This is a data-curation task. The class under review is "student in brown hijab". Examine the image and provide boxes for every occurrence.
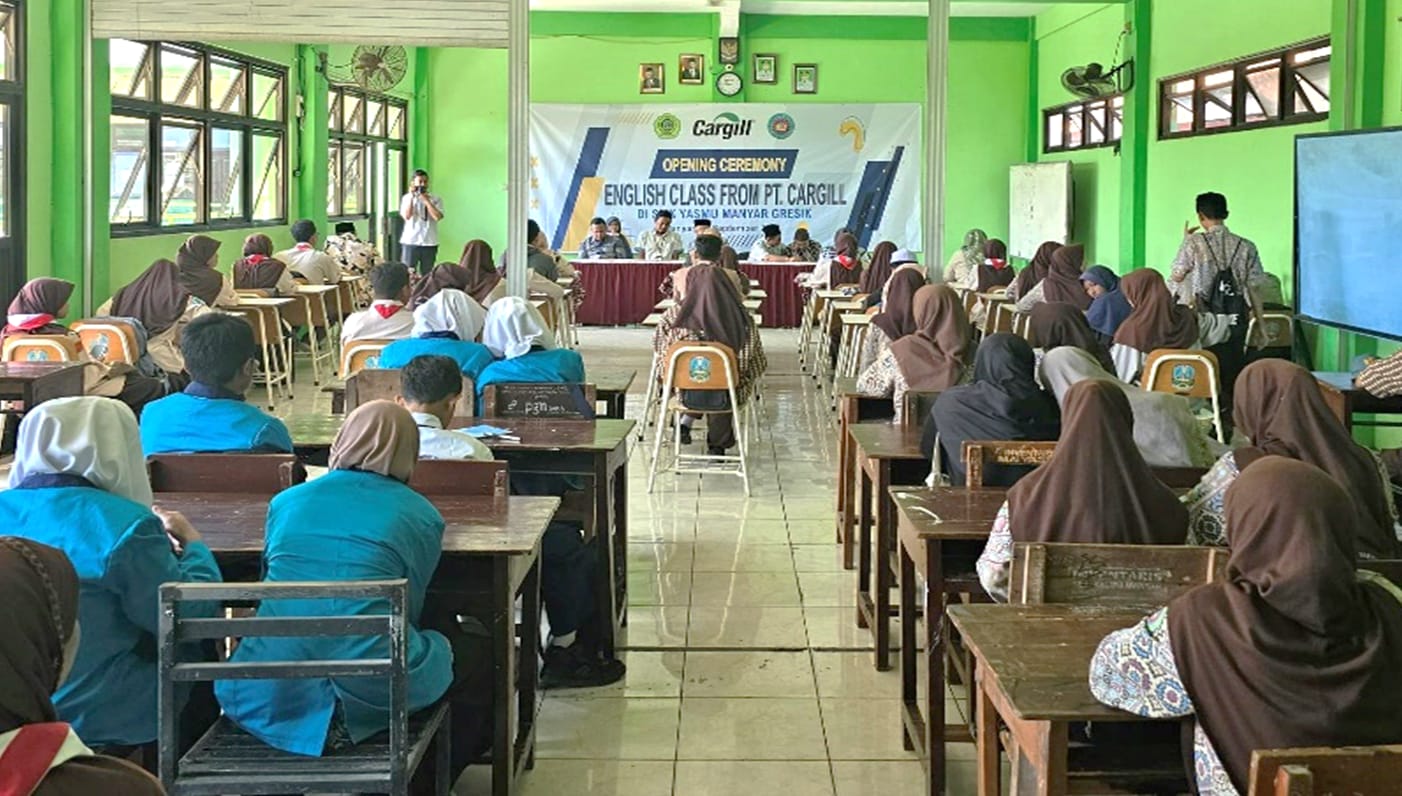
[410,261,472,309]
[175,235,235,308]
[857,284,971,424]
[718,245,751,297]
[1184,359,1401,558]
[456,239,505,306]
[857,268,924,374]
[652,268,766,454]
[975,380,1189,600]
[973,238,1015,293]
[0,536,164,795]
[232,234,294,295]
[1009,240,1060,301]
[827,231,863,288]
[859,240,898,304]
[1108,268,1202,382]
[1092,457,1402,795]
[1029,301,1116,374]
[1015,243,1088,313]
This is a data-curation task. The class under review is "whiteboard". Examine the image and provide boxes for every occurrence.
[1008,162,1073,260]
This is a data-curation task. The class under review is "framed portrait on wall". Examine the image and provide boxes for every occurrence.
[753,54,777,84]
[679,54,705,85]
[718,37,740,65]
[639,63,664,94]
[793,64,818,94]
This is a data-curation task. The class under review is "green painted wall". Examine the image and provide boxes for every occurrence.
[426,17,1030,266]
[1033,3,1122,266]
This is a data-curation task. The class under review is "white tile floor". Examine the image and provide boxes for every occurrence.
[449,326,986,795]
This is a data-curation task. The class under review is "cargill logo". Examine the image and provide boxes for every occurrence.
[693,112,753,139]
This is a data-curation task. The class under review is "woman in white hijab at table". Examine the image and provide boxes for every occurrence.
[378,288,493,381]
[1038,345,1225,469]
[475,296,585,401]
[0,396,222,759]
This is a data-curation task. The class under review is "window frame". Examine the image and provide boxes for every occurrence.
[111,39,288,237]
[1157,36,1330,141]
[326,84,408,223]
[0,0,26,306]
[1042,94,1124,155]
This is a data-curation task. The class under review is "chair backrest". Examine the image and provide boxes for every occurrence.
[962,440,1057,488]
[662,341,740,392]
[158,579,413,791]
[345,368,474,418]
[147,453,305,495]
[340,339,393,377]
[901,390,942,428]
[481,382,597,419]
[1246,311,1294,350]
[1,334,80,363]
[986,301,1015,334]
[72,320,141,365]
[1247,745,1402,795]
[1143,348,1221,398]
[407,459,509,496]
[1009,542,1227,607]
[955,287,978,315]
[225,307,275,346]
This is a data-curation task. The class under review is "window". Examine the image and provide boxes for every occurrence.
[1043,94,1123,154]
[1159,37,1329,140]
[327,85,407,219]
[0,0,22,306]
[110,40,288,234]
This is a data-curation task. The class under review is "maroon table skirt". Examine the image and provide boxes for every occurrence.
[570,260,810,328]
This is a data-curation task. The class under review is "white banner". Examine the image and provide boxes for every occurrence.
[529,103,922,255]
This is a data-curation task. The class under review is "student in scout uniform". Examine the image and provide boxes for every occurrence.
[341,262,417,345]
[0,397,223,751]
[216,401,495,783]
[379,289,493,382]
[139,313,293,455]
[475,297,585,400]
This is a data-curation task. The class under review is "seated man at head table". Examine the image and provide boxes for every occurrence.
[398,354,626,689]
[340,261,417,346]
[748,223,794,263]
[140,312,293,455]
[636,209,685,261]
[577,216,632,260]
[275,219,343,286]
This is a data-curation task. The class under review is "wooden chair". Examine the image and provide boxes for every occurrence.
[900,390,941,429]
[147,454,305,496]
[962,440,1056,487]
[1248,745,1402,795]
[2,334,80,363]
[340,338,394,378]
[226,306,292,409]
[158,579,452,795]
[1008,542,1227,606]
[481,383,597,420]
[1143,348,1226,443]
[408,459,509,497]
[344,368,474,418]
[1246,311,1294,352]
[647,341,750,495]
[72,319,141,365]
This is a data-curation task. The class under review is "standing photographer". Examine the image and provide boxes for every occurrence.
[399,169,445,275]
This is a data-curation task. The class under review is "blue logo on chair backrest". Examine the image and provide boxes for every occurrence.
[1170,363,1196,392]
[688,355,712,384]
[26,350,50,361]
[90,333,111,361]
[365,355,381,369]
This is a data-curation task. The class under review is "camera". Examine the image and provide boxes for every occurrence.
[413,185,424,195]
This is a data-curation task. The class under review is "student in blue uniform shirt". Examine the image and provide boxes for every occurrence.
[378,288,493,381]
[0,397,223,753]
[476,296,585,400]
[216,401,493,783]
[139,313,293,455]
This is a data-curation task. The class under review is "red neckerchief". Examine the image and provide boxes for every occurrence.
[835,254,856,270]
[988,258,1008,270]
[373,302,403,320]
[294,243,313,252]
[246,254,268,265]
[11,314,55,332]
[0,723,71,795]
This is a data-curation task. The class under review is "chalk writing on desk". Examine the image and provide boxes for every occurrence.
[485,382,597,420]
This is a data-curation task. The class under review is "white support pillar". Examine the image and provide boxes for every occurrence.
[506,0,531,297]
[924,0,949,275]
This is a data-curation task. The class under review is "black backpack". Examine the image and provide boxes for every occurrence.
[1197,237,1248,338]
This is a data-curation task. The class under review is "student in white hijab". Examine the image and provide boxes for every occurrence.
[378,289,493,380]
[476,297,584,398]
[0,397,222,752]
[1038,346,1225,469]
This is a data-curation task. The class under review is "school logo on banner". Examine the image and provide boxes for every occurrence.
[688,355,713,384]
[654,113,682,140]
[767,113,796,140]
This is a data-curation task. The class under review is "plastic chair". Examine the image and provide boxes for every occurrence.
[1,335,81,363]
[1142,348,1225,443]
[72,319,141,365]
[340,338,393,378]
[1245,311,1294,351]
[648,341,750,495]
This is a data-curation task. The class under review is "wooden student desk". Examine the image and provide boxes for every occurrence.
[848,422,930,670]
[949,603,1165,796]
[834,379,897,569]
[892,486,1005,796]
[1314,371,1402,432]
[284,415,637,656]
[0,362,86,407]
[159,492,558,796]
[325,368,638,420]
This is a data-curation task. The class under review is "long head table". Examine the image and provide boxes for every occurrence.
[570,259,811,327]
